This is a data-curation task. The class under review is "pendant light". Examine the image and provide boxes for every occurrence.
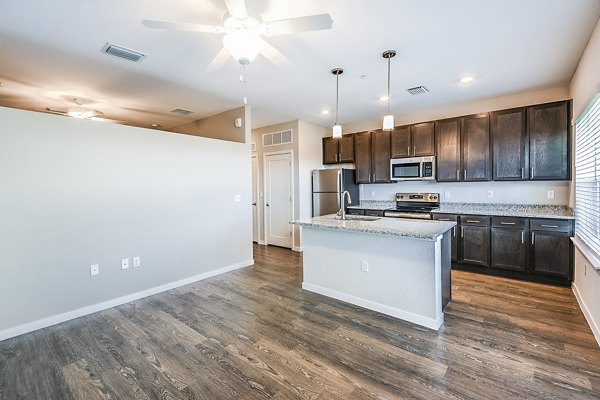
[382,50,396,131]
[332,68,343,138]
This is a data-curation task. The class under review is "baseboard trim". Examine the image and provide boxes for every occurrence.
[292,246,302,252]
[302,282,443,331]
[0,259,254,342]
[572,282,600,347]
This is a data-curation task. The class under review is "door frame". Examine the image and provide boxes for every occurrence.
[262,149,294,248]
[251,155,264,245]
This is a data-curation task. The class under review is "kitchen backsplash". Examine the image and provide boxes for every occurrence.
[359,180,570,205]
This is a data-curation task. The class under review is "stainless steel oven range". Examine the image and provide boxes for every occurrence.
[383,192,440,220]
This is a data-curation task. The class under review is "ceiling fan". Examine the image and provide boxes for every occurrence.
[142,0,333,70]
[40,98,105,120]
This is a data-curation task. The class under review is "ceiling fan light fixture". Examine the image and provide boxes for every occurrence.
[223,31,265,64]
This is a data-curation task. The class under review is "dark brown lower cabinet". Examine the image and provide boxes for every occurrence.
[460,225,490,266]
[433,214,458,261]
[530,231,571,278]
[491,228,527,271]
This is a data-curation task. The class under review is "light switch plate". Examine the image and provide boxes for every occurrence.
[444,191,451,199]
[486,190,494,198]
[547,190,555,199]
[90,264,99,276]
[121,258,129,270]
[133,257,140,268]
[234,194,241,202]
[361,260,369,272]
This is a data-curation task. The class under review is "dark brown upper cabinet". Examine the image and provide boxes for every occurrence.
[461,113,491,181]
[322,134,354,164]
[391,122,435,158]
[354,130,391,184]
[491,107,528,180]
[435,118,461,182]
[528,101,570,180]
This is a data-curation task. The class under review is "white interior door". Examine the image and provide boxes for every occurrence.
[264,152,293,248]
[251,155,259,243]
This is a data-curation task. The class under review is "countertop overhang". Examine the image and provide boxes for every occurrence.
[292,215,456,241]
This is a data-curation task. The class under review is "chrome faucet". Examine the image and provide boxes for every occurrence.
[338,190,352,220]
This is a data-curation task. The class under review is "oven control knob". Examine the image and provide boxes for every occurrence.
[398,195,404,199]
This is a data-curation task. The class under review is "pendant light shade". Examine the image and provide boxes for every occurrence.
[332,68,344,138]
[382,50,396,131]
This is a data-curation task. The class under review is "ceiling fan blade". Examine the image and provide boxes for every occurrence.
[142,19,223,34]
[224,0,248,18]
[258,39,296,70]
[264,14,333,36]
[207,47,232,71]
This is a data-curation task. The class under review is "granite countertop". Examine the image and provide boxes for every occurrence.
[433,203,575,220]
[292,214,456,241]
[347,201,395,211]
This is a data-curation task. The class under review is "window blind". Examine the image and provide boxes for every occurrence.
[575,92,600,258]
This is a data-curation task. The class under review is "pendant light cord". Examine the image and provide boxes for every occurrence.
[335,72,339,125]
[386,56,391,114]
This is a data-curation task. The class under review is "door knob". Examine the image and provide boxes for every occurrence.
[252,203,257,206]
[266,203,270,207]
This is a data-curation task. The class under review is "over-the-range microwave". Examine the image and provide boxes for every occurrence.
[390,156,436,181]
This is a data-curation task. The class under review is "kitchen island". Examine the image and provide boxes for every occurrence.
[292,215,456,330]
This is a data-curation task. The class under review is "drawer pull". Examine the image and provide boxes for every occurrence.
[540,224,559,228]
[438,218,451,221]
[466,220,480,223]
[461,227,464,237]
[521,231,524,244]
[531,231,535,245]
[500,222,516,225]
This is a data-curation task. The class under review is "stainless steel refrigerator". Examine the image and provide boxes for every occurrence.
[312,168,360,217]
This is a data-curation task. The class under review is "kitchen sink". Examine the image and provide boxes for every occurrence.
[327,215,381,221]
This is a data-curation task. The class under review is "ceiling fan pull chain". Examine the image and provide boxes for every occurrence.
[240,62,248,105]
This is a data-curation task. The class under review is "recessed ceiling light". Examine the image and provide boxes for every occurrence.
[379,96,389,102]
[459,76,474,84]
[151,123,162,128]
[321,109,330,115]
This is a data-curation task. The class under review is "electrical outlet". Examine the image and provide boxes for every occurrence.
[370,191,376,197]
[547,190,555,199]
[90,264,99,276]
[444,191,451,199]
[234,194,241,202]
[486,190,493,198]
[361,260,369,272]
[121,258,129,270]
[133,257,141,268]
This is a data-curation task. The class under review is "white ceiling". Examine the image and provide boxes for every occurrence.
[1,0,599,130]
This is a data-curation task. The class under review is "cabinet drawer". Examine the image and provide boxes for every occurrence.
[530,219,573,234]
[492,217,528,229]
[432,214,458,222]
[459,215,491,226]
[346,209,365,216]
[364,210,385,217]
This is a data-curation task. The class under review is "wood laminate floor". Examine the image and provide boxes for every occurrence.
[1,244,600,399]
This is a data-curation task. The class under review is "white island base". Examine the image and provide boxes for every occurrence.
[301,225,452,330]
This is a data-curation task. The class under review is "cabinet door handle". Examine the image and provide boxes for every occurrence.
[500,222,516,225]
[521,167,524,179]
[540,224,559,228]
[413,146,416,155]
[521,231,524,244]
[461,227,464,237]
[464,169,467,180]
[530,167,534,179]
[408,146,411,156]
[438,218,451,221]
[466,220,480,223]
[456,169,460,180]
[453,226,456,237]
[531,231,535,245]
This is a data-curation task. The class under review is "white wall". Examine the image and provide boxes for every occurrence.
[0,106,253,339]
[569,16,600,345]
[297,120,329,249]
[360,180,570,205]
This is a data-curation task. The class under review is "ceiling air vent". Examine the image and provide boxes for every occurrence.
[170,108,194,115]
[263,129,293,147]
[407,86,429,95]
[101,43,146,62]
